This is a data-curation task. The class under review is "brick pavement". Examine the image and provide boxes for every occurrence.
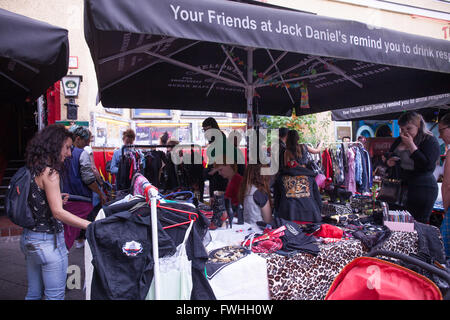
[0,216,22,238]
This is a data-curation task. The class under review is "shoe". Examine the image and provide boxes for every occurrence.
[209,191,228,229]
[75,240,85,249]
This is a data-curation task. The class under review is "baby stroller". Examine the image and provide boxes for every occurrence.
[325,250,450,300]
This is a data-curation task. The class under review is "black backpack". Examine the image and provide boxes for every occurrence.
[5,166,35,228]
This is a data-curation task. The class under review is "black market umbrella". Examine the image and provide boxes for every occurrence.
[84,0,450,125]
[0,8,69,103]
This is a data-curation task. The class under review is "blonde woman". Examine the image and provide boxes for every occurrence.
[386,111,440,223]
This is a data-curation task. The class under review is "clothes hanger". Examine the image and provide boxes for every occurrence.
[157,202,198,230]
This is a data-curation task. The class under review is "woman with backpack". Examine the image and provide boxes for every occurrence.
[21,124,91,300]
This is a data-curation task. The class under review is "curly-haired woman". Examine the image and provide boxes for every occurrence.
[20,124,90,300]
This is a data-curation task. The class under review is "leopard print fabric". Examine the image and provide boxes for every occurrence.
[263,231,418,300]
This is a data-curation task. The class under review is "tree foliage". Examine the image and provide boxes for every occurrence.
[260,110,330,145]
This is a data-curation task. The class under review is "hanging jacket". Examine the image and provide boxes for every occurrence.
[86,205,176,300]
[321,149,334,180]
[354,147,363,186]
[332,147,345,186]
[357,146,370,193]
[144,150,166,188]
[274,166,323,223]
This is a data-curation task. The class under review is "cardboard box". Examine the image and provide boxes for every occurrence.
[383,220,415,232]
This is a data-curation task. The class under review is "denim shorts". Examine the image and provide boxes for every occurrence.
[20,229,68,300]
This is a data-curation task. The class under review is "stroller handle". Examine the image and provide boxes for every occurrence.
[367,249,450,287]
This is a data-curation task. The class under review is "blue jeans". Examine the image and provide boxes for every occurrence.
[20,229,68,300]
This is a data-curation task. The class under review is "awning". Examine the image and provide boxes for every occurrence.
[0,8,69,103]
[331,93,450,121]
[84,0,450,119]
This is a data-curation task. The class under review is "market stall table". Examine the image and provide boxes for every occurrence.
[205,221,424,300]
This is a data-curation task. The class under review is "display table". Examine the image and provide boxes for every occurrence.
[207,224,420,300]
[85,207,432,300]
[262,231,418,300]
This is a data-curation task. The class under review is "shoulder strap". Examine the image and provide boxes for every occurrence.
[181,219,194,246]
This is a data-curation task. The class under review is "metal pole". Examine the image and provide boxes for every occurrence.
[246,48,254,130]
[37,95,45,131]
[149,186,160,300]
[246,48,254,164]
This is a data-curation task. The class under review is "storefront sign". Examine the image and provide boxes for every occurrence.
[132,109,172,119]
[62,74,82,97]
[69,56,78,69]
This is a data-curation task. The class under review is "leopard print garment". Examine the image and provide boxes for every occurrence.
[263,231,418,300]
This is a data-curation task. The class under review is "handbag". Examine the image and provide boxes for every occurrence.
[377,178,408,207]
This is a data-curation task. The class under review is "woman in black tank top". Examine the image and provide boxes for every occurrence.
[20,124,91,300]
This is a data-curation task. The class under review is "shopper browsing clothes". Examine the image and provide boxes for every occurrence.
[21,124,91,300]
[110,128,145,191]
[62,125,106,250]
[110,128,136,177]
[283,130,323,170]
[438,113,450,260]
[202,117,234,204]
[238,163,273,225]
[210,161,243,207]
[385,111,440,223]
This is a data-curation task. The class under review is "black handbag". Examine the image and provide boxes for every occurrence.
[377,178,408,207]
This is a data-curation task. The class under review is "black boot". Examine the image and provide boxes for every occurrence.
[225,198,234,228]
[236,204,244,225]
[209,191,228,230]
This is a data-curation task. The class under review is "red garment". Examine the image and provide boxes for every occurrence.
[225,173,243,206]
[63,201,93,250]
[321,149,334,180]
[293,220,313,225]
[312,224,343,239]
[251,238,283,253]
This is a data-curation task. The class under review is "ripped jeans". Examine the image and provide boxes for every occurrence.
[20,229,68,300]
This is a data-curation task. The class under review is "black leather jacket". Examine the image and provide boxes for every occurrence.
[273,166,323,223]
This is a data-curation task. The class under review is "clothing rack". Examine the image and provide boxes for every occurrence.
[121,144,204,193]
[132,172,199,300]
[121,144,203,157]
[322,141,365,148]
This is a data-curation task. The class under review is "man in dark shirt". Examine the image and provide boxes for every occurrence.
[202,117,233,203]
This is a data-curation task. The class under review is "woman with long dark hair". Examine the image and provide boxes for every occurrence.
[386,111,440,223]
[21,124,91,300]
[284,130,322,169]
[238,163,273,225]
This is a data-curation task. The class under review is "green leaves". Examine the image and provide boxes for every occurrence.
[260,112,329,145]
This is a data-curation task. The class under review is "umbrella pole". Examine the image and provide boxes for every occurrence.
[246,48,254,131]
[246,48,254,164]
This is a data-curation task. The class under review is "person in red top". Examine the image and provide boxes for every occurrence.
[210,162,243,206]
